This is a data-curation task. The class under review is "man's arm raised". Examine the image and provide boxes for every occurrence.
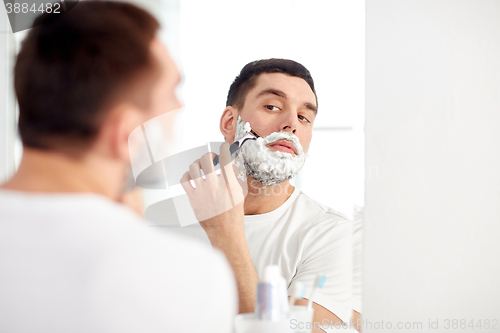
[180,142,258,313]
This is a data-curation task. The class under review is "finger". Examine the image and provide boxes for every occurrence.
[200,152,217,180]
[189,160,203,186]
[223,162,245,206]
[220,142,238,184]
[218,143,245,205]
[180,171,194,191]
[218,142,232,169]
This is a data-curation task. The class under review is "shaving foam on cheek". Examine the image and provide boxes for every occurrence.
[234,116,250,182]
[235,116,251,141]
[235,117,307,186]
[244,122,251,134]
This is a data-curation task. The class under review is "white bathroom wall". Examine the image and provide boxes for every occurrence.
[148,0,366,218]
[365,1,500,331]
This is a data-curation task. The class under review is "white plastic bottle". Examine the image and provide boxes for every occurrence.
[234,265,294,333]
[255,265,290,321]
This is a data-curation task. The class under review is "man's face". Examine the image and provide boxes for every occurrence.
[237,72,317,154]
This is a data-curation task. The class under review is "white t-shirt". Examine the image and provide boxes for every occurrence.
[0,190,237,333]
[148,188,353,322]
[243,188,353,323]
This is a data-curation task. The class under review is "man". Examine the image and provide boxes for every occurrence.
[182,59,353,330]
[0,2,236,332]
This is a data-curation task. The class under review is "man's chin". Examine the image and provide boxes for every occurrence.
[244,163,296,186]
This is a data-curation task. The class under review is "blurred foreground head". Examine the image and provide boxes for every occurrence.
[14,1,181,158]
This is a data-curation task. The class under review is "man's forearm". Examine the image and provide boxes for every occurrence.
[182,145,259,313]
[205,228,259,313]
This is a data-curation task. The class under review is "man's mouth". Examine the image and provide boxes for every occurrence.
[266,139,297,155]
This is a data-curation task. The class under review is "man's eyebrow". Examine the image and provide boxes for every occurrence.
[256,88,287,99]
[256,88,317,113]
[304,102,317,113]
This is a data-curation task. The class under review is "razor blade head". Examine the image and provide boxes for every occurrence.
[249,129,261,138]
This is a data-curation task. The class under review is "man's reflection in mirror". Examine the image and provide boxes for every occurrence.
[180,59,361,331]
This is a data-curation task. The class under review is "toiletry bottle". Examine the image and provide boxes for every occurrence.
[255,265,290,321]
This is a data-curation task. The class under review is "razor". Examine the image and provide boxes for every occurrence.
[213,129,260,166]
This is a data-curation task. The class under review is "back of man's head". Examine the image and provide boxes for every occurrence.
[15,1,160,155]
[226,58,318,110]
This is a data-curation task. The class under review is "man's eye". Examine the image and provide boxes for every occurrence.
[298,115,310,122]
[265,105,280,111]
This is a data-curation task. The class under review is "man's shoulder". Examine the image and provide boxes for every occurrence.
[293,189,350,224]
[0,191,237,332]
[0,190,216,262]
[271,189,352,241]
[0,189,232,293]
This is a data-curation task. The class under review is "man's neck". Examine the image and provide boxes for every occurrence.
[243,176,295,215]
[1,148,125,200]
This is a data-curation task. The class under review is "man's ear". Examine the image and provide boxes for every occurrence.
[99,103,144,162]
[220,106,238,142]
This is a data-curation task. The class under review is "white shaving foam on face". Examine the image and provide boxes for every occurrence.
[233,117,248,182]
[235,116,251,139]
[234,116,307,186]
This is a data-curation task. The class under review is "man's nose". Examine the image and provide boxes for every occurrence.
[280,111,299,134]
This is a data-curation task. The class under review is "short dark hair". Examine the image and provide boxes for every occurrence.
[15,1,160,153]
[226,58,317,110]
